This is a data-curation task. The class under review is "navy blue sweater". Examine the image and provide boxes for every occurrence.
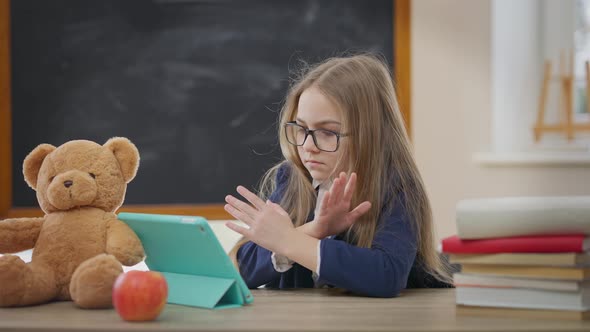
[236,164,446,297]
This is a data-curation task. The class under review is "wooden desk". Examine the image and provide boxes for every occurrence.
[0,289,588,332]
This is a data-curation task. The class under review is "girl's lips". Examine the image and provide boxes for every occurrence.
[306,160,324,169]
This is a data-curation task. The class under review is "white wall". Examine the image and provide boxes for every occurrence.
[412,0,590,241]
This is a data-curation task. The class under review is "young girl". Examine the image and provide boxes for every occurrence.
[224,54,451,298]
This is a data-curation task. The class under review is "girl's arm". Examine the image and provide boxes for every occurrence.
[236,230,320,288]
[235,208,321,288]
[315,203,417,298]
[235,199,416,297]
[236,241,282,288]
[228,199,319,281]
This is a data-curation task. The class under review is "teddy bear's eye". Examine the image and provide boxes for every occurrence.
[89,173,96,179]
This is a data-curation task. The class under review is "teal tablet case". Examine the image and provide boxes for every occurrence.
[117,212,253,309]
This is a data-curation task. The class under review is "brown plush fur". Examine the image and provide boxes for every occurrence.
[0,138,145,309]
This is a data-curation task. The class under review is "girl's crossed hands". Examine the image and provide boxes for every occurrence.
[224,172,372,251]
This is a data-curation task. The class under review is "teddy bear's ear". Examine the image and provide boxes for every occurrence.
[23,144,56,190]
[104,137,140,183]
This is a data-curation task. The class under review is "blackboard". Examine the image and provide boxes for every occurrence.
[10,0,394,206]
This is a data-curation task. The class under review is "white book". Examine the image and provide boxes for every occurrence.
[454,273,590,292]
[456,286,590,311]
[456,196,590,239]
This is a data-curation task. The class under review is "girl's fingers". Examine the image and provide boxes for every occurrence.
[343,172,357,202]
[236,186,265,210]
[330,174,345,203]
[348,201,372,221]
[268,201,289,217]
[325,179,335,206]
[225,195,258,219]
[318,191,331,216]
[225,221,251,237]
[224,203,254,225]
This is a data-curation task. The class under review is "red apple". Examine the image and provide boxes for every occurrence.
[112,270,168,321]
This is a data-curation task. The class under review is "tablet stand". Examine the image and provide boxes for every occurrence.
[162,272,246,309]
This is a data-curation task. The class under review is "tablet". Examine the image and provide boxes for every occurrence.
[117,212,253,309]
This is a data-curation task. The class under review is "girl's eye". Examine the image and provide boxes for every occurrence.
[89,173,96,179]
[316,130,337,139]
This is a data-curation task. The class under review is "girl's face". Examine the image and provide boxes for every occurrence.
[294,86,345,183]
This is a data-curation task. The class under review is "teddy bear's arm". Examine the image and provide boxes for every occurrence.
[0,217,45,253]
[105,219,145,266]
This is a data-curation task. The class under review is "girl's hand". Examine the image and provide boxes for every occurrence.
[311,172,371,238]
[224,186,296,256]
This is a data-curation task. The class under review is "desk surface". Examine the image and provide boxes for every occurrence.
[0,289,589,332]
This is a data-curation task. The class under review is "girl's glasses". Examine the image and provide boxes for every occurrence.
[284,121,349,152]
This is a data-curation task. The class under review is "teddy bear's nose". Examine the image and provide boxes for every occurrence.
[63,180,73,188]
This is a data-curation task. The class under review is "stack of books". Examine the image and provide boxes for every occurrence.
[442,196,590,320]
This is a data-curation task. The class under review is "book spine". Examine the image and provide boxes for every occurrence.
[442,236,585,254]
[448,253,580,266]
[453,273,580,291]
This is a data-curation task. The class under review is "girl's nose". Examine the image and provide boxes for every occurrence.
[301,134,319,152]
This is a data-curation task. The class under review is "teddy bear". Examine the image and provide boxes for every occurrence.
[0,137,145,309]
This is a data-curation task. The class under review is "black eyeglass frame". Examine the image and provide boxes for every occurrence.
[284,121,350,152]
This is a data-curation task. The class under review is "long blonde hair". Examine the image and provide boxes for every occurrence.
[232,54,451,284]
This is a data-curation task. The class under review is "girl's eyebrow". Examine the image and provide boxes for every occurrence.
[296,118,341,126]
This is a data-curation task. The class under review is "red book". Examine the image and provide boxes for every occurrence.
[441,234,589,254]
